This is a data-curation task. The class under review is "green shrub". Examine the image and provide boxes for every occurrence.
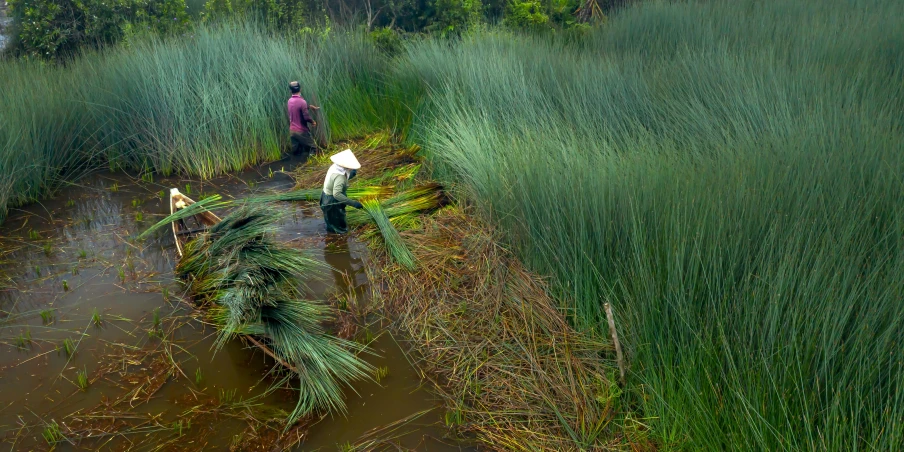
[370,26,403,56]
[504,0,549,30]
[424,0,482,36]
[7,0,189,60]
[202,0,310,30]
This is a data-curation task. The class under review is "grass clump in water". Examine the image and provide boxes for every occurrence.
[39,309,54,324]
[91,308,102,327]
[75,368,89,391]
[373,366,389,384]
[41,420,65,445]
[152,308,161,331]
[62,338,75,357]
[15,329,32,349]
[176,204,372,423]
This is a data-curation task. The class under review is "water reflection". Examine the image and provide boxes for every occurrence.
[0,159,466,450]
[323,235,366,293]
[0,13,8,51]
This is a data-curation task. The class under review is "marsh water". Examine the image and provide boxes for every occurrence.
[0,157,466,450]
[0,4,9,51]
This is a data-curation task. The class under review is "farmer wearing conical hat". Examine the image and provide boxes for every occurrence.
[320,149,363,234]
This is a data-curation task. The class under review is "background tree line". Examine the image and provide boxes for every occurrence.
[3,0,629,60]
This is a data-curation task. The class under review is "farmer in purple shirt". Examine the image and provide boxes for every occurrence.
[287,81,318,156]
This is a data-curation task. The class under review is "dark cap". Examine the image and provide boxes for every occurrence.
[289,81,301,93]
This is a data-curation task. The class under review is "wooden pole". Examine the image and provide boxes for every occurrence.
[245,336,299,374]
[604,302,626,386]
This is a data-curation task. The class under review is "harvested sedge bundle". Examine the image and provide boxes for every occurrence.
[362,199,417,270]
[175,205,372,423]
[348,183,444,226]
[241,186,392,204]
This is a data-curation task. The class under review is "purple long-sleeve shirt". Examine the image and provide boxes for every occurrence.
[288,94,314,133]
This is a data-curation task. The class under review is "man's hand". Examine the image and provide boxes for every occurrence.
[311,121,318,127]
[349,200,364,209]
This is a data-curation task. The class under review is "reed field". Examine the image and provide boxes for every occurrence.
[0,21,397,222]
[408,1,904,449]
[2,0,903,448]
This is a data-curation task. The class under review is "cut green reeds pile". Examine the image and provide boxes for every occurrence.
[352,163,421,189]
[347,183,444,226]
[241,186,392,204]
[362,199,416,270]
[284,137,443,270]
[174,205,372,423]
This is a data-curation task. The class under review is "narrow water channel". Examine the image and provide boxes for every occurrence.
[0,157,467,450]
[0,3,9,51]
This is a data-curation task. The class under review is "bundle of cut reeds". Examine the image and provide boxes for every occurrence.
[241,186,392,204]
[347,183,444,226]
[362,199,417,270]
[173,205,372,422]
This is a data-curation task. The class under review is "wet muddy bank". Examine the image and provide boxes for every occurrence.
[0,156,470,450]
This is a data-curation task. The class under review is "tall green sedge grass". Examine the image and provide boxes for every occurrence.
[5,0,904,447]
[407,0,904,449]
[0,21,401,222]
[0,61,99,222]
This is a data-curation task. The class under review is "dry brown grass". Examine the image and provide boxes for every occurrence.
[371,205,631,451]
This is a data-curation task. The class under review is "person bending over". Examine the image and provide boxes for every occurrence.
[320,149,363,234]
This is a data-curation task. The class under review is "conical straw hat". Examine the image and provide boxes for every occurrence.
[330,149,361,170]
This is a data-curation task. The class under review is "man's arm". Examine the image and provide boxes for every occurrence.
[301,100,317,128]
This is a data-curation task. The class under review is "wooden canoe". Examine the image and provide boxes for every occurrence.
[169,188,221,257]
[167,188,297,372]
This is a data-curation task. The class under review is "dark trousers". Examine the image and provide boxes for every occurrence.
[320,192,348,234]
[290,131,316,156]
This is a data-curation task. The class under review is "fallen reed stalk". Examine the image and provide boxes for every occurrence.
[604,302,625,387]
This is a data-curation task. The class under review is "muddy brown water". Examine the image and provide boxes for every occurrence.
[0,157,470,450]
